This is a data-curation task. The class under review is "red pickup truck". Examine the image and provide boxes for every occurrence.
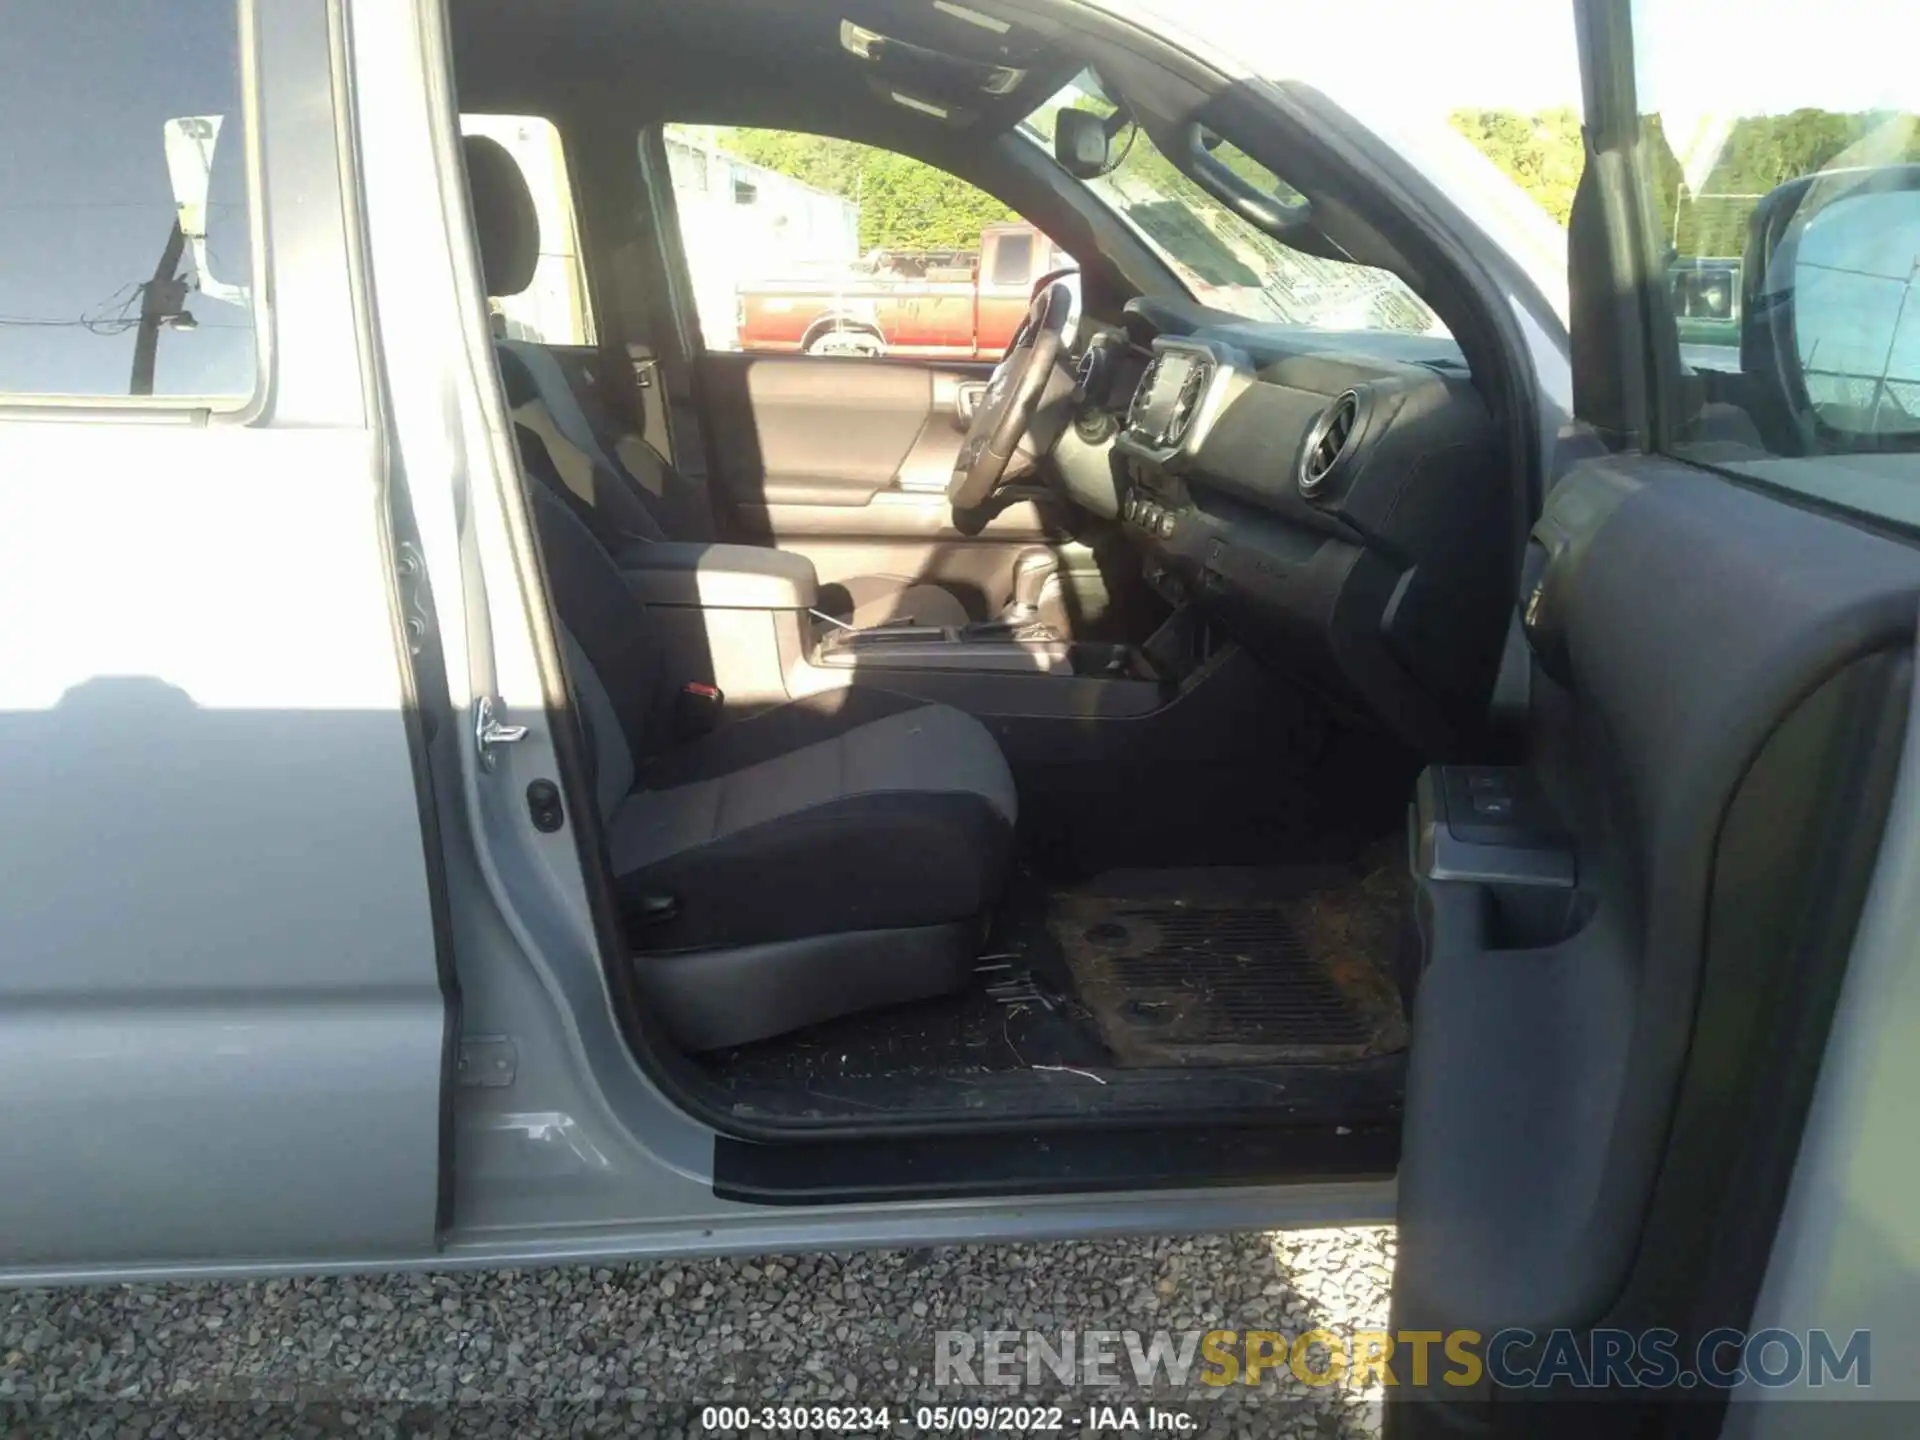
[736,222,1070,360]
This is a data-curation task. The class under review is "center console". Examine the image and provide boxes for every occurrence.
[813,617,1135,677]
[615,537,1290,871]
[616,541,1165,718]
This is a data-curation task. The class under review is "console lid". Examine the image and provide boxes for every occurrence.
[618,542,817,610]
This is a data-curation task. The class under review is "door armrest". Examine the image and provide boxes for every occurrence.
[617,542,818,610]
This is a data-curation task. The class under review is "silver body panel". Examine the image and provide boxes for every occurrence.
[0,0,447,1273]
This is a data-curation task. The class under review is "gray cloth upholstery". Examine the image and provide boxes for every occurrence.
[559,627,633,819]
[538,473,1016,1043]
[502,339,671,540]
[531,480,669,757]
[641,925,975,1052]
[606,698,1015,950]
[463,139,976,629]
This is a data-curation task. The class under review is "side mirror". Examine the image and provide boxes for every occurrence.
[1787,180,1920,439]
[1055,110,1115,179]
[1747,164,1920,443]
[161,115,249,305]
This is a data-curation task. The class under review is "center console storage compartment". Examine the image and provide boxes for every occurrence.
[619,542,819,710]
[812,621,1099,676]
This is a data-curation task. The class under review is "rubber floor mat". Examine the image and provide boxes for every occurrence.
[1049,864,1409,1066]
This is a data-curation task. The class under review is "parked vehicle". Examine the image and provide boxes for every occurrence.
[736,220,1070,357]
[3,0,1916,1431]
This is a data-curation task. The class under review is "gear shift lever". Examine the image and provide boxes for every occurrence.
[999,547,1059,627]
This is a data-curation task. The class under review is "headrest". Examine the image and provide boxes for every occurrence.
[463,134,538,298]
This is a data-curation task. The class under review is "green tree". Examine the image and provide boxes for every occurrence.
[707,127,1017,251]
[1447,105,1920,255]
[1648,110,1920,257]
[1449,107,1584,226]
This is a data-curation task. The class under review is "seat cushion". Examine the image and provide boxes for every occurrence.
[606,688,1016,950]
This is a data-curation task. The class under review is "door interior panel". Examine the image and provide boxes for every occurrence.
[1395,456,1920,1401]
[702,352,937,506]
[696,351,1057,611]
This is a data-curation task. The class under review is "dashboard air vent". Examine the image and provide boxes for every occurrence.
[1126,357,1163,436]
[1299,390,1360,496]
[1161,362,1212,447]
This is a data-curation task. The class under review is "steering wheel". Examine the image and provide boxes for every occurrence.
[948,281,1075,510]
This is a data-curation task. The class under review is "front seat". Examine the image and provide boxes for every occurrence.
[463,133,969,630]
[530,478,1017,1051]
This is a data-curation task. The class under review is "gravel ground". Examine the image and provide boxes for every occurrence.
[2,1226,1394,1438]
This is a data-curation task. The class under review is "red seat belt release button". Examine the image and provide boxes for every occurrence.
[675,681,724,741]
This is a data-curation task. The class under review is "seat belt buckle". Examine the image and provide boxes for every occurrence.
[674,681,724,741]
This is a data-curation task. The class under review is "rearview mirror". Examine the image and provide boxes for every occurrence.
[1055,109,1115,179]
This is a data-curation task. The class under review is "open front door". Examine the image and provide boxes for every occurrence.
[1391,0,1920,1431]
[0,0,451,1282]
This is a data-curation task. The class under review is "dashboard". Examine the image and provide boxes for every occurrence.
[1058,298,1514,750]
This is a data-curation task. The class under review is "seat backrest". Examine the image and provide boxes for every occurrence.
[461,135,709,546]
[462,137,704,796]
[558,623,635,821]
[497,343,669,545]
[525,479,671,765]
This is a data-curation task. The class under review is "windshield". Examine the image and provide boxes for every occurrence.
[1081,0,1584,326]
[1021,73,1446,335]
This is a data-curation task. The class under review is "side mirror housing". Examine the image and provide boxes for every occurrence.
[1055,110,1113,179]
[1745,163,1920,445]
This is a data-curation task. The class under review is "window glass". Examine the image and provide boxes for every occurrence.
[459,115,597,347]
[1082,1,1584,326]
[661,124,1061,360]
[1630,0,1920,494]
[989,233,1035,287]
[1021,77,1445,336]
[0,0,256,402]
